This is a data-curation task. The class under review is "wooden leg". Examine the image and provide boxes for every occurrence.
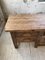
[35,31,40,48]
[35,39,38,48]
[35,34,38,48]
[10,32,18,49]
[35,31,44,48]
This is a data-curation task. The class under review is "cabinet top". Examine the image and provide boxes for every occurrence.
[5,14,45,32]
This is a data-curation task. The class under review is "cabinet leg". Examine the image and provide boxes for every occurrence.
[35,34,38,48]
[35,39,38,48]
[10,32,18,49]
[34,32,39,48]
[35,31,44,48]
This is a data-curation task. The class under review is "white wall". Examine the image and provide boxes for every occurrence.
[1,0,45,15]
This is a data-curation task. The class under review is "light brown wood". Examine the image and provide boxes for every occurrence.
[5,14,45,32]
[5,14,45,48]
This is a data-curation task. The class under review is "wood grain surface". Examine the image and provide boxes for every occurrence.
[5,14,45,48]
[5,14,45,32]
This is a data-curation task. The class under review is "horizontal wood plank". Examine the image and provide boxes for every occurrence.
[5,14,45,32]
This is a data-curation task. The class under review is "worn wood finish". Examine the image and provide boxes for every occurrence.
[34,31,44,48]
[10,32,18,48]
[5,14,45,31]
[11,31,37,48]
[15,31,37,42]
[5,14,45,48]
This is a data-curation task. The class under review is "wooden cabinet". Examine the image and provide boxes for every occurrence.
[5,14,45,48]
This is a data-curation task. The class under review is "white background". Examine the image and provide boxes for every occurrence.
[1,0,45,15]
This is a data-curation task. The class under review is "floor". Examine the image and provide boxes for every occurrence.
[0,31,45,60]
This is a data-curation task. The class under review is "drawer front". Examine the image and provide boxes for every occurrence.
[15,31,37,42]
[16,31,37,37]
